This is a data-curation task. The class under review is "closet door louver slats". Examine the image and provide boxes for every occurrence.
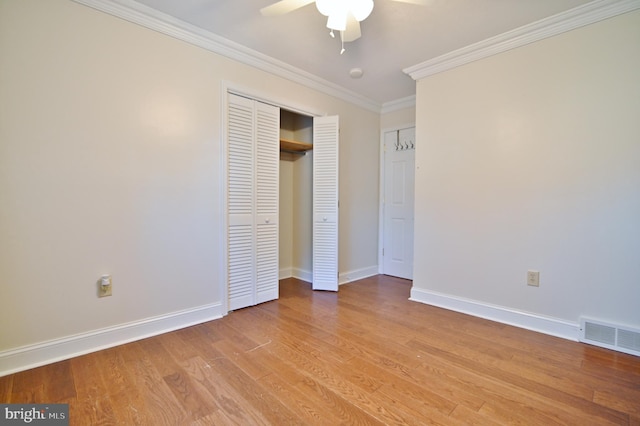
[227,94,279,310]
[228,95,255,310]
[255,102,280,304]
[313,115,339,291]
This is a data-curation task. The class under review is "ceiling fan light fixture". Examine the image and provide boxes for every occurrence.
[315,0,375,51]
[317,0,374,24]
[315,0,335,17]
[350,0,373,21]
[326,12,348,31]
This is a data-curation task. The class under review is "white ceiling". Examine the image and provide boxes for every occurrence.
[131,0,592,105]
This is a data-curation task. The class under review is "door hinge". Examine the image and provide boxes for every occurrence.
[382,248,384,256]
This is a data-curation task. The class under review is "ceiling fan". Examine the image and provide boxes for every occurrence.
[261,0,430,48]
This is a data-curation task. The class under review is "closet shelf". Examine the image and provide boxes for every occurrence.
[280,138,313,153]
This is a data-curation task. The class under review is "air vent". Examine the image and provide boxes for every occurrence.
[580,318,640,357]
[618,329,640,353]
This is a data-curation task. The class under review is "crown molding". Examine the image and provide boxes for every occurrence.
[72,0,382,113]
[404,0,640,81]
[381,95,416,114]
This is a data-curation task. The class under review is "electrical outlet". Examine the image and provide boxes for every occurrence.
[99,284,112,297]
[527,270,540,287]
[98,275,112,297]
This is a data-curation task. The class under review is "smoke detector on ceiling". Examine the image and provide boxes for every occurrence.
[350,68,364,78]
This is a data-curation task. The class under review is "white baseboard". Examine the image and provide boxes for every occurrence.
[339,266,379,285]
[292,268,312,283]
[279,267,292,280]
[281,267,314,283]
[285,266,378,286]
[0,302,223,377]
[410,287,579,341]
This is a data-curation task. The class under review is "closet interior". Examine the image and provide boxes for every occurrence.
[279,109,314,282]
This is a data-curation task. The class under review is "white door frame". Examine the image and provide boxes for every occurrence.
[378,123,416,276]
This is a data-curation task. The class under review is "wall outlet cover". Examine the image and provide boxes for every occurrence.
[527,270,540,287]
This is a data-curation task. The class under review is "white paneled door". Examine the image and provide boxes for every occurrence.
[312,116,339,291]
[227,93,279,310]
[382,127,415,280]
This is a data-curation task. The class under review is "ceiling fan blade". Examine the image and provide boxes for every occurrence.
[390,0,433,5]
[341,14,361,42]
[260,0,315,16]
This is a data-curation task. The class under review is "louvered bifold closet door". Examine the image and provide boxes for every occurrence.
[255,101,280,304]
[228,94,255,310]
[312,115,339,291]
[227,93,280,311]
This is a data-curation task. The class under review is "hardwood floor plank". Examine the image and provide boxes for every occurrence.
[9,360,76,404]
[448,403,505,426]
[348,357,457,416]
[296,375,388,425]
[2,276,639,425]
[408,320,598,403]
[189,410,236,425]
[581,349,640,386]
[414,348,601,425]
[181,321,226,345]
[408,337,630,425]
[207,355,305,424]
[10,365,47,403]
[259,335,432,424]
[44,360,76,402]
[214,332,383,425]
[594,388,640,416]
[245,306,357,364]
[84,346,143,425]
[139,336,221,422]
[227,317,393,425]
[186,355,270,424]
[257,298,425,376]
[119,341,190,425]
[159,328,203,362]
[258,372,348,425]
[70,352,118,425]
[0,374,13,402]
[161,371,216,422]
[211,338,274,381]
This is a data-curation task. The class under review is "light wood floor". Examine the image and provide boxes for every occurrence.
[2,276,639,425]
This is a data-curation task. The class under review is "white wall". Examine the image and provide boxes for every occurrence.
[412,10,640,331]
[279,155,294,276]
[0,0,380,371]
[381,106,415,130]
[293,152,314,277]
[278,151,314,280]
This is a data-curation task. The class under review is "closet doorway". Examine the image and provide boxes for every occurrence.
[224,89,339,312]
[279,109,313,284]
